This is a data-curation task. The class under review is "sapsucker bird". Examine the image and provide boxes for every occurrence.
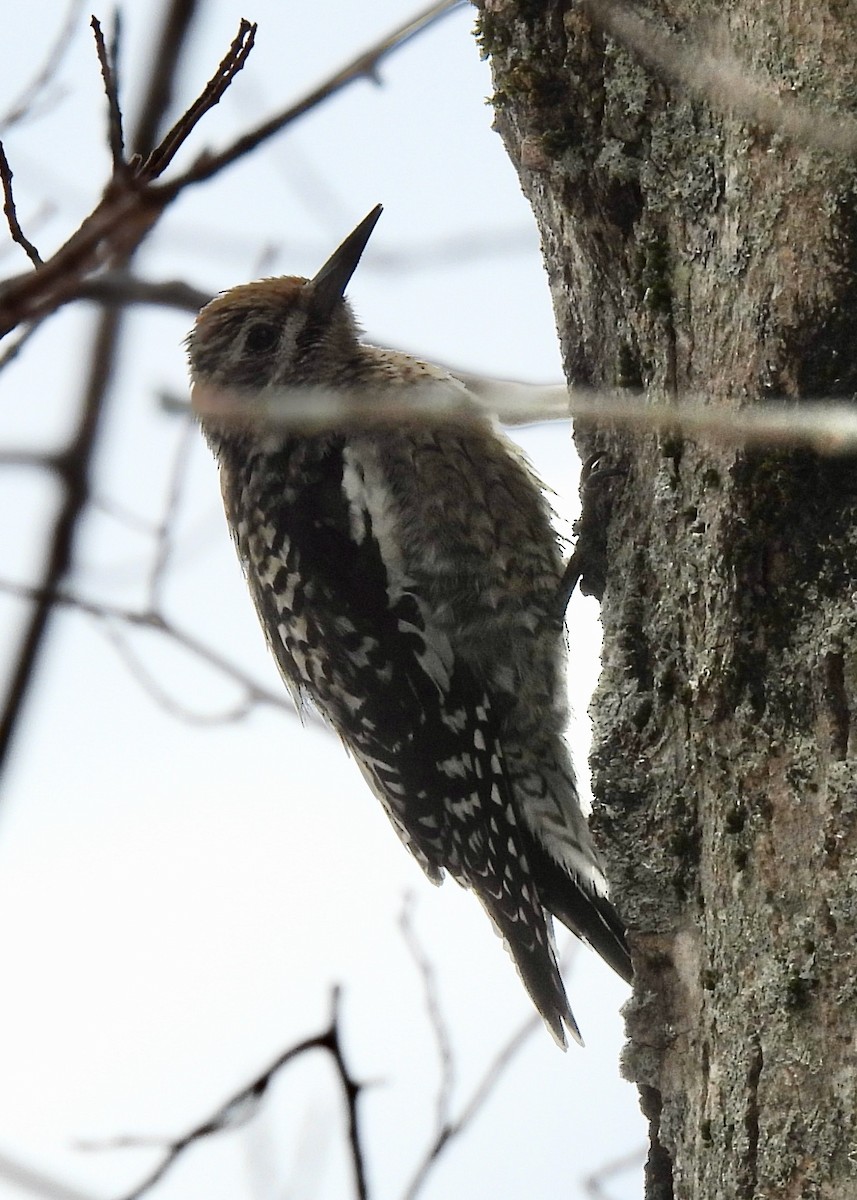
[187,206,632,1046]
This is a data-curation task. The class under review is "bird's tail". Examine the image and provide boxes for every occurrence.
[477,887,583,1049]
[506,739,633,985]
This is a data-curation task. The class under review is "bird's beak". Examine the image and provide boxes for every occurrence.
[308,205,383,318]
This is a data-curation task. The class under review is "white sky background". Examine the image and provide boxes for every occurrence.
[0,2,645,1198]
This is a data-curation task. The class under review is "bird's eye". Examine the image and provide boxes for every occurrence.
[244,322,280,354]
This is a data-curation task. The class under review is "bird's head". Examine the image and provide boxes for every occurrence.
[187,205,382,442]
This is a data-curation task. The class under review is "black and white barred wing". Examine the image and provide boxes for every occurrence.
[234,437,580,1043]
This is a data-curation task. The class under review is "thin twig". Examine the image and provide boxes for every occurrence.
[90,15,127,175]
[130,0,202,158]
[0,316,46,368]
[0,580,322,726]
[0,0,84,133]
[80,990,368,1200]
[401,1010,542,1200]
[400,897,456,1136]
[159,0,466,192]
[0,449,58,470]
[397,896,544,1200]
[0,0,218,780]
[93,618,256,726]
[583,1145,647,1199]
[0,1147,98,1200]
[88,491,159,534]
[0,15,253,338]
[140,19,257,180]
[4,0,857,343]
[0,310,118,777]
[0,143,42,265]
[447,1014,542,1137]
[0,2,457,338]
[147,415,197,611]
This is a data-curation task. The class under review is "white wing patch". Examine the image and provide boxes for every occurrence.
[341,441,455,696]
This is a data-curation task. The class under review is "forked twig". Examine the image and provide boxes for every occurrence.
[78,990,368,1200]
[0,579,321,726]
[140,19,257,180]
[398,899,542,1200]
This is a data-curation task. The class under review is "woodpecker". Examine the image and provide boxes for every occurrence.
[187,206,631,1046]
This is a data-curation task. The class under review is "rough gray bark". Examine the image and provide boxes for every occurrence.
[474,2,857,1197]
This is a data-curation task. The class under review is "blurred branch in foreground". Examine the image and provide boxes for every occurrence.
[0,0,84,135]
[0,0,464,338]
[0,0,464,785]
[33,265,857,451]
[581,0,857,156]
[187,376,857,454]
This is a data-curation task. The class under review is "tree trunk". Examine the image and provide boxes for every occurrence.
[474,2,857,1197]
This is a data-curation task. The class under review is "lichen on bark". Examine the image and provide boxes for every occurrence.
[474,1,857,1196]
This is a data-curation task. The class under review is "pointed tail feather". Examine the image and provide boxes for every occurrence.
[478,892,583,1049]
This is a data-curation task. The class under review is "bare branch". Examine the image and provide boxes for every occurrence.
[0,579,323,727]
[0,198,161,336]
[130,0,202,157]
[0,16,255,338]
[74,272,211,313]
[79,990,368,1200]
[139,19,257,181]
[0,1148,98,1200]
[583,1145,647,1199]
[0,2,456,338]
[5,0,857,343]
[76,275,857,459]
[0,449,57,470]
[0,144,42,265]
[93,619,255,726]
[90,15,127,175]
[189,372,857,455]
[0,0,227,782]
[0,316,47,369]
[0,311,118,778]
[87,491,160,534]
[447,1013,542,1137]
[0,0,84,134]
[566,388,857,454]
[161,0,466,191]
[397,895,542,1200]
[400,897,456,1135]
[401,1008,542,1200]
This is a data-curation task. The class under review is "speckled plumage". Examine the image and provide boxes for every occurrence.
[187,207,631,1046]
